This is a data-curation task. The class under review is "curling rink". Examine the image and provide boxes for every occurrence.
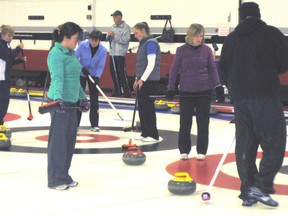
[1,97,288,216]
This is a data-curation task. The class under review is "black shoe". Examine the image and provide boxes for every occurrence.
[242,198,257,207]
[248,187,278,207]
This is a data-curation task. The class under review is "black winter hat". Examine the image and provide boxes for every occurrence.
[239,2,261,20]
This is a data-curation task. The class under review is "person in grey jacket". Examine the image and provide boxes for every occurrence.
[107,10,131,97]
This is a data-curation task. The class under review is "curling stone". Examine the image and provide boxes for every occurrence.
[154,100,168,111]
[168,172,196,195]
[122,146,146,165]
[14,88,27,97]
[209,107,217,115]
[136,120,141,130]
[0,125,12,138]
[10,88,17,97]
[0,133,11,150]
[166,101,175,108]
[171,103,180,114]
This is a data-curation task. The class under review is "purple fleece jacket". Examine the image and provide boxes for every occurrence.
[167,44,221,92]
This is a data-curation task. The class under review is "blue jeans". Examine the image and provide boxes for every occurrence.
[47,108,77,187]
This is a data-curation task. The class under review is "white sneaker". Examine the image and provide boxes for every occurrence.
[134,135,145,140]
[197,154,206,161]
[91,127,100,132]
[180,153,189,160]
[68,181,78,187]
[142,137,158,142]
[50,184,69,190]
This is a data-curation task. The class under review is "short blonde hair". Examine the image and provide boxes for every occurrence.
[1,25,14,36]
[185,23,205,44]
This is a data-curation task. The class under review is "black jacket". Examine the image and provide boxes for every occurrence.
[220,18,288,101]
[0,39,23,80]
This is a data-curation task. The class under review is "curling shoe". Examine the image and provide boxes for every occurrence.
[196,154,206,161]
[50,184,69,190]
[180,153,188,160]
[68,181,79,187]
[133,135,145,141]
[91,127,100,132]
[242,198,257,207]
[248,186,278,207]
[142,137,158,142]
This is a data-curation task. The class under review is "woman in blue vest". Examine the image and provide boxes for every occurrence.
[133,22,161,142]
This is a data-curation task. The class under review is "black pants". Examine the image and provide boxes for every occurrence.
[0,80,10,125]
[137,81,159,140]
[47,108,77,187]
[77,76,99,127]
[234,98,286,199]
[178,95,211,155]
[109,55,130,96]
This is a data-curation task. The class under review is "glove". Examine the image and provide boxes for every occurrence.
[166,90,176,101]
[55,99,65,113]
[79,99,90,112]
[215,86,225,103]
[82,67,90,77]
[93,77,99,85]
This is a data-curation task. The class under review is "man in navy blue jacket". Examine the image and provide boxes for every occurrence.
[220,2,288,207]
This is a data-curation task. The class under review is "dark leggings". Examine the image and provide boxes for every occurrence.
[77,76,99,127]
[137,81,159,139]
[0,80,10,125]
[178,96,211,155]
[234,98,286,198]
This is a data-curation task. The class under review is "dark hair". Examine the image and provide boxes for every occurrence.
[89,30,102,40]
[52,22,83,43]
[134,22,150,35]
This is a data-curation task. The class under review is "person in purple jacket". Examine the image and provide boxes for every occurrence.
[167,23,224,161]
[75,30,107,132]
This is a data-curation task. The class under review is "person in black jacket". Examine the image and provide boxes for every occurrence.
[220,2,288,207]
[0,25,26,126]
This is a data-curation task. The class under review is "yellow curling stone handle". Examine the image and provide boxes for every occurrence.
[0,133,9,141]
[172,172,193,182]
